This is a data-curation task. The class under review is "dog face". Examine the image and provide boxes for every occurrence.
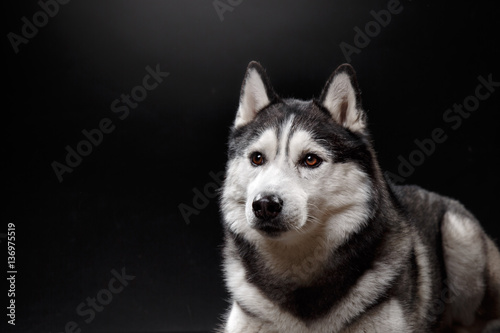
[221,62,375,244]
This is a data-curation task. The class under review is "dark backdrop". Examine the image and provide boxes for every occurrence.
[4,1,499,332]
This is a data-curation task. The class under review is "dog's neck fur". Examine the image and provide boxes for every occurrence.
[225,198,394,321]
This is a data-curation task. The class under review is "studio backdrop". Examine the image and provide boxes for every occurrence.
[4,0,499,332]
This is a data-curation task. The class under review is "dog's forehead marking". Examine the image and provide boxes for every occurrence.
[277,115,295,158]
[247,114,329,164]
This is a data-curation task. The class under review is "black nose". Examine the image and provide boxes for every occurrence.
[252,194,283,220]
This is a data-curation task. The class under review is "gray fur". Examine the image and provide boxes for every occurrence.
[219,62,500,332]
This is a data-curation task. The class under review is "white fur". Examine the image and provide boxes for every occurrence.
[322,72,365,132]
[413,234,433,322]
[341,299,409,333]
[441,211,486,326]
[234,68,271,128]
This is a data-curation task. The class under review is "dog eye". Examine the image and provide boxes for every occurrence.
[302,154,322,168]
[250,152,265,166]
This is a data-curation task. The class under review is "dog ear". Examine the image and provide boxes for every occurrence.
[234,61,278,128]
[319,64,366,133]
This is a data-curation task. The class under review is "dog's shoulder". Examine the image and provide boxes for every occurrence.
[389,183,466,227]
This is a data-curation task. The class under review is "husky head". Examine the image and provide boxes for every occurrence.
[222,62,379,246]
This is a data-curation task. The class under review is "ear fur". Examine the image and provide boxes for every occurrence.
[319,64,366,133]
[233,61,278,128]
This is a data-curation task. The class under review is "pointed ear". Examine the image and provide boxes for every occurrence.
[319,64,366,133]
[234,61,278,128]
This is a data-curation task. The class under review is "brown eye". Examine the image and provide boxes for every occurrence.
[303,154,322,168]
[251,152,265,166]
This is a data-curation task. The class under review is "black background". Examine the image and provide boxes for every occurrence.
[4,1,500,332]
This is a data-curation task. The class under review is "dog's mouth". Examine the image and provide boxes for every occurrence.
[253,219,289,237]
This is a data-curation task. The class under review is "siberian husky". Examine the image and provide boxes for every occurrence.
[219,61,500,332]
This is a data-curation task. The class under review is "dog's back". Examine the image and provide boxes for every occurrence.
[393,184,500,332]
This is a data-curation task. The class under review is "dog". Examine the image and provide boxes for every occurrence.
[218,61,500,332]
